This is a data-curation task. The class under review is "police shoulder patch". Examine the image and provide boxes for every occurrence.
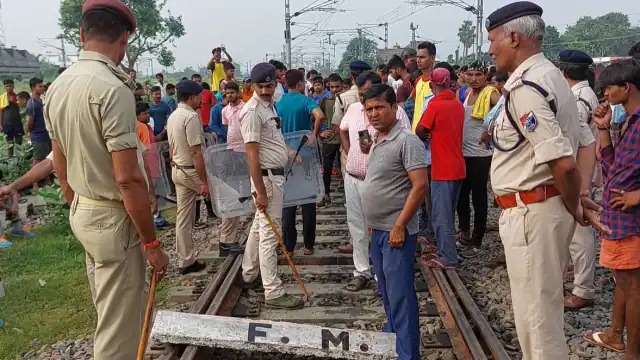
[519,111,538,132]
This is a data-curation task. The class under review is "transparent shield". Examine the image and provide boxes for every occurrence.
[205,130,323,218]
[151,141,177,210]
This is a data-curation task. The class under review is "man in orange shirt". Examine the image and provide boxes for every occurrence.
[242,76,253,102]
[136,102,170,229]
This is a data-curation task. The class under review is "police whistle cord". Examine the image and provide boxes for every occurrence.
[252,192,310,302]
[136,270,158,360]
[284,134,309,182]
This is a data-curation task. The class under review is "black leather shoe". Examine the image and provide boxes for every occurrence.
[219,243,245,256]
[179,261,207,275]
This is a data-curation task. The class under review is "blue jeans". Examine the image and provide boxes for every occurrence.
[371,229,420,360]
[431,180,462,266]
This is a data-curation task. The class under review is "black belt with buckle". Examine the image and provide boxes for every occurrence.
[262,168,285,176]
[171,161,195,170]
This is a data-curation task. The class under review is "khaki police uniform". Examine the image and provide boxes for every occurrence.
[167,103,205,268]
[44,50,148,360]
[490,52,581,360]
[332,85,360,176]
[240,93,289,300]
[569,80,598,301]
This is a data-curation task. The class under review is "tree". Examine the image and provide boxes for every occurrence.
[457,20,475,58]
[337,36,378,79]
[59,0,185,69]
[157,46,176,69]
[542,25,562,61]
[560,13,640,57]
[446,54,455,64]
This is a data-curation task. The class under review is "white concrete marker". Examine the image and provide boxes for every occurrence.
[151,310,397,359]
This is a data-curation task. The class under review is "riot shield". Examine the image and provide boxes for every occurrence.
[205,130,323,218]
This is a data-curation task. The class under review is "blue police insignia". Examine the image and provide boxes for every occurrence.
[519,111,538,132]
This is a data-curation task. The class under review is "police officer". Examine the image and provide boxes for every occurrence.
[167,80,209,275]
[43,1,169,359]
[240,63,304,309]
[332,60,371,254]
[486,2,603,359]
[558,49,599,310]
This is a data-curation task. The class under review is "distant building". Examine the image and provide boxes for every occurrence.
[0,46,40,78]
[44,52,79,68]
[377,44,411,64]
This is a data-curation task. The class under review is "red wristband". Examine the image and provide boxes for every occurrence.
[142,239,159,250]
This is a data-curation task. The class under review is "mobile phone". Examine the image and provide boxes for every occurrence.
[358,130,371,143]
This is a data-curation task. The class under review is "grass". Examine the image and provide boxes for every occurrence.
[0,226,95,359]
[0,223,176,359]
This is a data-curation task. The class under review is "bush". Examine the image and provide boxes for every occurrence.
[36,185,71,234]
[0,140,33,184]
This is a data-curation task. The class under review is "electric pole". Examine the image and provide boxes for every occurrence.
[406,0,483,58]
[410,22,418,49]
[284,0,347,68]
[357,29,364,59]
[285,0,292,68]
[475,0,483,61]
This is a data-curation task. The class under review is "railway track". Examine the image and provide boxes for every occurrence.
[152,178,511,360]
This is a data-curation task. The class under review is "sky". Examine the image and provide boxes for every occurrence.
[2,0,640,75]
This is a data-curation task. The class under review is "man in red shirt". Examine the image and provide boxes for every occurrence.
[191,74,216,131]
[415,68,465,269]
[388,55,412,108]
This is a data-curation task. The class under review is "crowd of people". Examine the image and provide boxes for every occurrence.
[0,0,639,359]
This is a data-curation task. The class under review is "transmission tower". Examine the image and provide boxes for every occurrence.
[0,0,6,47]
[406,0,483,60]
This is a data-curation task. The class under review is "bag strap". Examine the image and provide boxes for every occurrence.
[577,97,593,124]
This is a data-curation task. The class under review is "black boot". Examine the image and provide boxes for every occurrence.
[219,242,245,256]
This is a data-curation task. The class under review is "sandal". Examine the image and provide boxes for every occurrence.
[303,248,314,255]
[345,276,368,292]
[421,253,438,262]
[583,332,625,353]
[423,257,456,270]
[336,244,353,254]
[421,243,438,254]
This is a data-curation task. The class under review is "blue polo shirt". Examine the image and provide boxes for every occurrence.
[26,98,50,142]
[276,91,318,134]
[149,101,172,135]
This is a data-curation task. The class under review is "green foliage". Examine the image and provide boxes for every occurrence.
[58,0,186,68]
[543,25,563,61]
[157,46,176,69]
[543,12,640,59]
[458,20,476,58]
[0,141,33,184]
[337,37,378,79]
[36,186,71,235]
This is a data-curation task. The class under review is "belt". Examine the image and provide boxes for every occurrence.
[348,172,365,181]
[262,168,285,176]
[495,185,560,210]
[77,195,124,209]
[171,162,195,170]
